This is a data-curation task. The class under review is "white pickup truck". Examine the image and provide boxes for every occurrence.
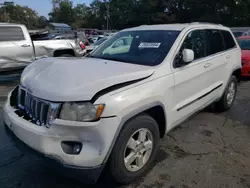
[0,23,86,72]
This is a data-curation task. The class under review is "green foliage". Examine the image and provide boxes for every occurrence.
[2,0,250,30]
[49,0,75,25]
[0,4,47,29]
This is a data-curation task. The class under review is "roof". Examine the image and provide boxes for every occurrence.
[50,23,71,28]
[0,22,24,27]
[122,23,228,32]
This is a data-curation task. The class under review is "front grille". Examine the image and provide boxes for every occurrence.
[17,86,61,127]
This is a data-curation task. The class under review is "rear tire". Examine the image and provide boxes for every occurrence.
[108,114,160,184]
[215,76,237,111]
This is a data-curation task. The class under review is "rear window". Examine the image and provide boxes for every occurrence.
[221,30,236,50]
[0,26,25,42]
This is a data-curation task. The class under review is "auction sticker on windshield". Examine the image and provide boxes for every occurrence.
[138,42,161,48]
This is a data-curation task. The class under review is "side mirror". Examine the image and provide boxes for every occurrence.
[182,49,194,63]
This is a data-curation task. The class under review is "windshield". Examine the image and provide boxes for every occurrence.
[94,37,108,45]
[237,39,250,50]
[90,30,180,66]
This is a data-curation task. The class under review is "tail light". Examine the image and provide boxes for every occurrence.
[79,41,86,50]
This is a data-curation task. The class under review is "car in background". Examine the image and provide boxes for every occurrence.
[104,32,117,37]
[231,27,250,37]
[88,35,105,44]
[102,36,133,55]
[86,37,108,53]
[0,23,86,72]
[31,33,67,40]
[233,31,245,37]
[237,36,250,76]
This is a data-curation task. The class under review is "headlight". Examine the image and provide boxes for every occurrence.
[59,102,105,122]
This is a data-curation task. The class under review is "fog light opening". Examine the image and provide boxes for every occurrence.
[61,141,82,155]
[73,144,81,154]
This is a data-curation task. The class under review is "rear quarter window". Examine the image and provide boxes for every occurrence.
[0,26,25,42]
[221,30,236,50]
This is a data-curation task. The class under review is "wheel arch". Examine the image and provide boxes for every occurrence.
[53,49,75,57]
[232,68,241,83]
[102,101,167,164]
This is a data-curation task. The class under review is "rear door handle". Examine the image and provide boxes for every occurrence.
[21,44,31,47]
[204,63,211,68]
[226,55,231,59]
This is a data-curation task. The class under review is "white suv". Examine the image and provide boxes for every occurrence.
[3,23,241,184]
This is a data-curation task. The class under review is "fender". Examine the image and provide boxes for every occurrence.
[217,66,241,101]
[102,101,167,164]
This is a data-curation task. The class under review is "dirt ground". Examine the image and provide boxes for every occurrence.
[1,80,250,188]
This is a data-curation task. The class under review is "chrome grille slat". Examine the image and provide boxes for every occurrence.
[17,86,61,127]
[40,103,44,125]
[30,96,34,118]
[34,100,38,119]
[29,93,32,115]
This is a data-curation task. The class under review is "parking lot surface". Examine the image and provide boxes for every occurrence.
[1,80,250,188]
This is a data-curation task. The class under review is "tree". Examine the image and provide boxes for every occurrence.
[71,3,89,28]
[3,0,250,30]
[0,4,47,29]
[86,0,107,29]
[165,0,250,26]
[49,0,76,25]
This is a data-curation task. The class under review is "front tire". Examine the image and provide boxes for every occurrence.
[108,114,160,184]
[215,75,237,111]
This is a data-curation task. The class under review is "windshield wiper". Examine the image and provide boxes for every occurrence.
[89,55,128,63]
[102,56,130,63]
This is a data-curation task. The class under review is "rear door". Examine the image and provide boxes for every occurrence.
[204,29,237,97]
[0,25,34,70]
[220,30,239,81]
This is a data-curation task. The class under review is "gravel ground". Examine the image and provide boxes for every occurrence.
[1,80,250,188]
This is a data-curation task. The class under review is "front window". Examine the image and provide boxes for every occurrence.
[237,39,250,50]
[90,30,180,66]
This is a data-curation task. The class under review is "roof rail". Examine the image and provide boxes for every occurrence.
[191,22,223,26]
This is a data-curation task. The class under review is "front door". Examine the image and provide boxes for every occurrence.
[171,29,221,127]
[0,25,34,70]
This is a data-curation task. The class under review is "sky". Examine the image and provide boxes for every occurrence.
[6,0,92,17]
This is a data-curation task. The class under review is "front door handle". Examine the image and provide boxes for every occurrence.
[204,63,211,68]
[21,44,31,47]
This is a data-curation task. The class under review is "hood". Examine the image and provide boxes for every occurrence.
[21,57,154,101]
[241,50,250,60]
